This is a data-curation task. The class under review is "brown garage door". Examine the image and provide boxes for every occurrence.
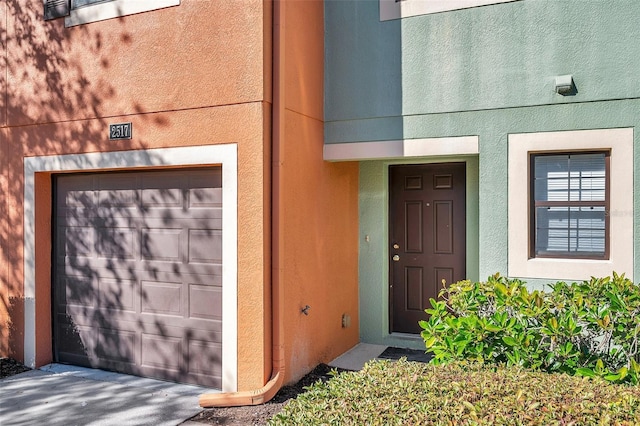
[53,168,223,388]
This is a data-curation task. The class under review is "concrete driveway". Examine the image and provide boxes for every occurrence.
[0,364,218,426]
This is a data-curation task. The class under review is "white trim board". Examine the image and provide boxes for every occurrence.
[23,144,238,392]
[380,0,520,21]
[323,136,479,161]
[65,0,180,27]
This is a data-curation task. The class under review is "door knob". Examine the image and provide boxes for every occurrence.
[392,255,400,261]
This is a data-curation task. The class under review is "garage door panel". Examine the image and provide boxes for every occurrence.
[60,226,96,257]
[57,173,94,190]
[64,306,135,330]
[183,271,222,286]
[97,328,138,364]
[58,210,100,224]
[141,334,183,370]
[57,175,96,207]
[139,268,221,284]
[135,211,222,224]
[62,191,95,208]
[98,278,136,312]
[141,173,187,208]
[95,207,140,224]
[134,366,222,389]
[62,260,222,284]
[188,188,222,208]
[56,322,95,356]
[189,285,222,321]
[58,216,94,228]
[96,175,139,207]
[54,168,224,387]
[188,169,222,188]
[141,189,183,208]
[97,189,138,208]
[97,227,137,259]
[141,281,183,316]
[141,229,182,261]
[188,188,221,208]
[61,261,138,284]
[140,261,223,278]
[141,172,189,188]
[188,229,222,264]
[58,275,96,308]
[188,340,222,375]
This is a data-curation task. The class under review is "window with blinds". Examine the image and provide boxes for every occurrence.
[45,0,179,24]
[45,0,113,20]
[72,0,110,8]
[531,152,610,259]
[44,0,70,20]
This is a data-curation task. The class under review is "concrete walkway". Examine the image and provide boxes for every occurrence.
[0,364,218,426]
[328,343,388,370]
[0,344,427,426]
[328,343,431,371]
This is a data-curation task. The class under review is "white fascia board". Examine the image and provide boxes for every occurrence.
[323,136,479,161]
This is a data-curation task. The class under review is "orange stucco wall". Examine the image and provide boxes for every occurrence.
[0,0,272,391]
[0,0,359,392]
[280,0,359,384]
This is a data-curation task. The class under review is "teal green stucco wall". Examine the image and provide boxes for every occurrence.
[326,0,640,142]
[325,0,640,346]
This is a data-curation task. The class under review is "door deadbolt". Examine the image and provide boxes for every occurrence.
[392,255,400,261]
[393,243,399,249]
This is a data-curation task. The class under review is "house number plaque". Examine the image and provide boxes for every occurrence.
[109,122,132,140]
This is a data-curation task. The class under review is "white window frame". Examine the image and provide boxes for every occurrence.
[508,128,633,281]
[65,0,180,27]
[380,0,520,21]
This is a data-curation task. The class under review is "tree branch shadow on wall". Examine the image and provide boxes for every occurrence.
[1,0,222,394]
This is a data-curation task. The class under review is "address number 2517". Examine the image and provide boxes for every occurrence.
[109,122,132,140]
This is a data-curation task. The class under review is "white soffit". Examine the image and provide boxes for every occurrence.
[323,136,479,161]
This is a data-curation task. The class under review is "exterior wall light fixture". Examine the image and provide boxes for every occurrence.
[555,74,576,96]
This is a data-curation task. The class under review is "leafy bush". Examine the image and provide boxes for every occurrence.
[269,359,640,425]
[419,272,640,384]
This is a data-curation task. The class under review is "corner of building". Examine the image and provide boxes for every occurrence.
[279,0,360,385]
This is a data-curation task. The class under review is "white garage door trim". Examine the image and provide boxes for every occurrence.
[24,144,238,392]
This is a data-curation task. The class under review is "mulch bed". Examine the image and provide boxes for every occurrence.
[188,364,349,425]
[0,357,31,379]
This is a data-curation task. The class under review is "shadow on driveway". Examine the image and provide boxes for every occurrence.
[0,364,217,426]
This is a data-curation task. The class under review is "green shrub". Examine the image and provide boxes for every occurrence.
[269,359,640,425]
[419,272,640,384]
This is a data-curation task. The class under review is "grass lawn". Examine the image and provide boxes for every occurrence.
[269,359,640,425]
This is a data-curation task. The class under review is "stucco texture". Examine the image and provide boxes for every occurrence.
[325,0,640,277]
[280,0,359,384]
[5,0,267,126]
[326,0,640,140]
[325,0,640,346]
[0,0,271,392]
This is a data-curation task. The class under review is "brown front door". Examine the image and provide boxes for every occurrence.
[389,163,466,334]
